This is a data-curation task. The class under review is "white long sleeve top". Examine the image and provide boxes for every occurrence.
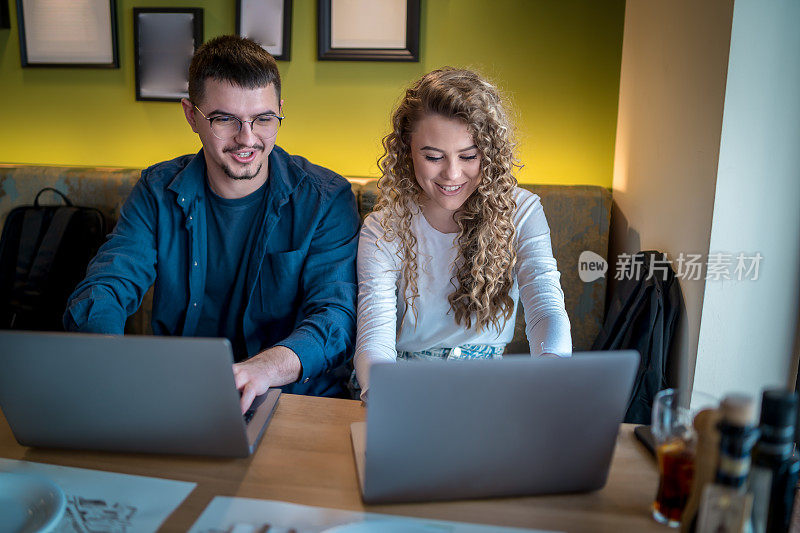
[353,187,572,396]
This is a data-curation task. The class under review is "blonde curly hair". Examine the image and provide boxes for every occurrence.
[375,67,521,332]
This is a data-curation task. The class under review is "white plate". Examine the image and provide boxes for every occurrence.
[0,471,66,533]
[323,519,449,533]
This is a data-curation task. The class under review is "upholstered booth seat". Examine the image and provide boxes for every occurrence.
[0,165,610,351]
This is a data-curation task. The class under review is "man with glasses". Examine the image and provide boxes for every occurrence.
[64,36,360,412]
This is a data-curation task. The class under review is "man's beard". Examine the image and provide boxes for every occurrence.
[222,143,265,180]
[223,162,263,180]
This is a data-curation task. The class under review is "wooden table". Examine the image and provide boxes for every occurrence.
[0,394,669,532]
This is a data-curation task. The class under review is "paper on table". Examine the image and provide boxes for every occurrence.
[0,458,195,532]
[189,497,561,533]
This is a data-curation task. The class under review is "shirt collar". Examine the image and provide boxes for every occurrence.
[167,149,208,211]
[266,145,305,209]
[166,145,307,211]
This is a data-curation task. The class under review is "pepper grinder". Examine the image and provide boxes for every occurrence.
[681,408,722,532]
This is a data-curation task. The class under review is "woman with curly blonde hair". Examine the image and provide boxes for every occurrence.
[353,68,571,399]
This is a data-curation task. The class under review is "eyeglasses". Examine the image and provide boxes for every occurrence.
[193,105,284,140]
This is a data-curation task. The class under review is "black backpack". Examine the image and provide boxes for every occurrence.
[592,250,683,424]
[0,188,106,331]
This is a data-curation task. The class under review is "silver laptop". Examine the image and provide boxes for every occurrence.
[351,350,639,503]
[0,331,280,457]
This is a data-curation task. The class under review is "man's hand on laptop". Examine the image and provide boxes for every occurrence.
[233,346,302,413]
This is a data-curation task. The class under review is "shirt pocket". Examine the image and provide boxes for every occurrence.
[258,249,306,316]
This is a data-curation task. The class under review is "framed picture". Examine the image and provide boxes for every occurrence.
[1,1,10,30]
[318,0,420,62]
[16,0,119,67]
[133,8,203,102]
[237,0,292,61]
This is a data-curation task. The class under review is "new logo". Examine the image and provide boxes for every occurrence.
[578,251,608,283]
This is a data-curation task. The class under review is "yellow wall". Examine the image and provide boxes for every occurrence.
[0,0,625,186]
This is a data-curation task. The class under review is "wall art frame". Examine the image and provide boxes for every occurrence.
[16,0,119,68]
[317,0,420,62]
[1,1,10,29]
[237,0,292,61]
[133,7,203,102]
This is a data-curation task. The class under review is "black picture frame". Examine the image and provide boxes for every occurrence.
[16,0,119,68]
[237,0,292,61]
[133,8,203,102]
[317,0,420,62]
[1,1,10,30]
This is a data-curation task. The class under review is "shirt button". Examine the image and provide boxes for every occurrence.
[303,378,309,384]
[180,197,185,203]
[192,302,198,307]
[193,261,198,267]
[188,215,193,221]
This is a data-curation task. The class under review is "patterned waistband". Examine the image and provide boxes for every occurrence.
[397,344,505,361]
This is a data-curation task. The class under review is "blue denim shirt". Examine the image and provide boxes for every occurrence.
[64,146,360,396]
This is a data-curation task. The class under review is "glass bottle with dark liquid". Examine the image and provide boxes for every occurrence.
[655,438,696,523]
[651,389,700,527]
[750,389,799,533]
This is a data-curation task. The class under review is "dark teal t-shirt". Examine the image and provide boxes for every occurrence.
[196,178,269,361]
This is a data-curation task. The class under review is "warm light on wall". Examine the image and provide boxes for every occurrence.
[0,0,625,187]
[612,114,630,194]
